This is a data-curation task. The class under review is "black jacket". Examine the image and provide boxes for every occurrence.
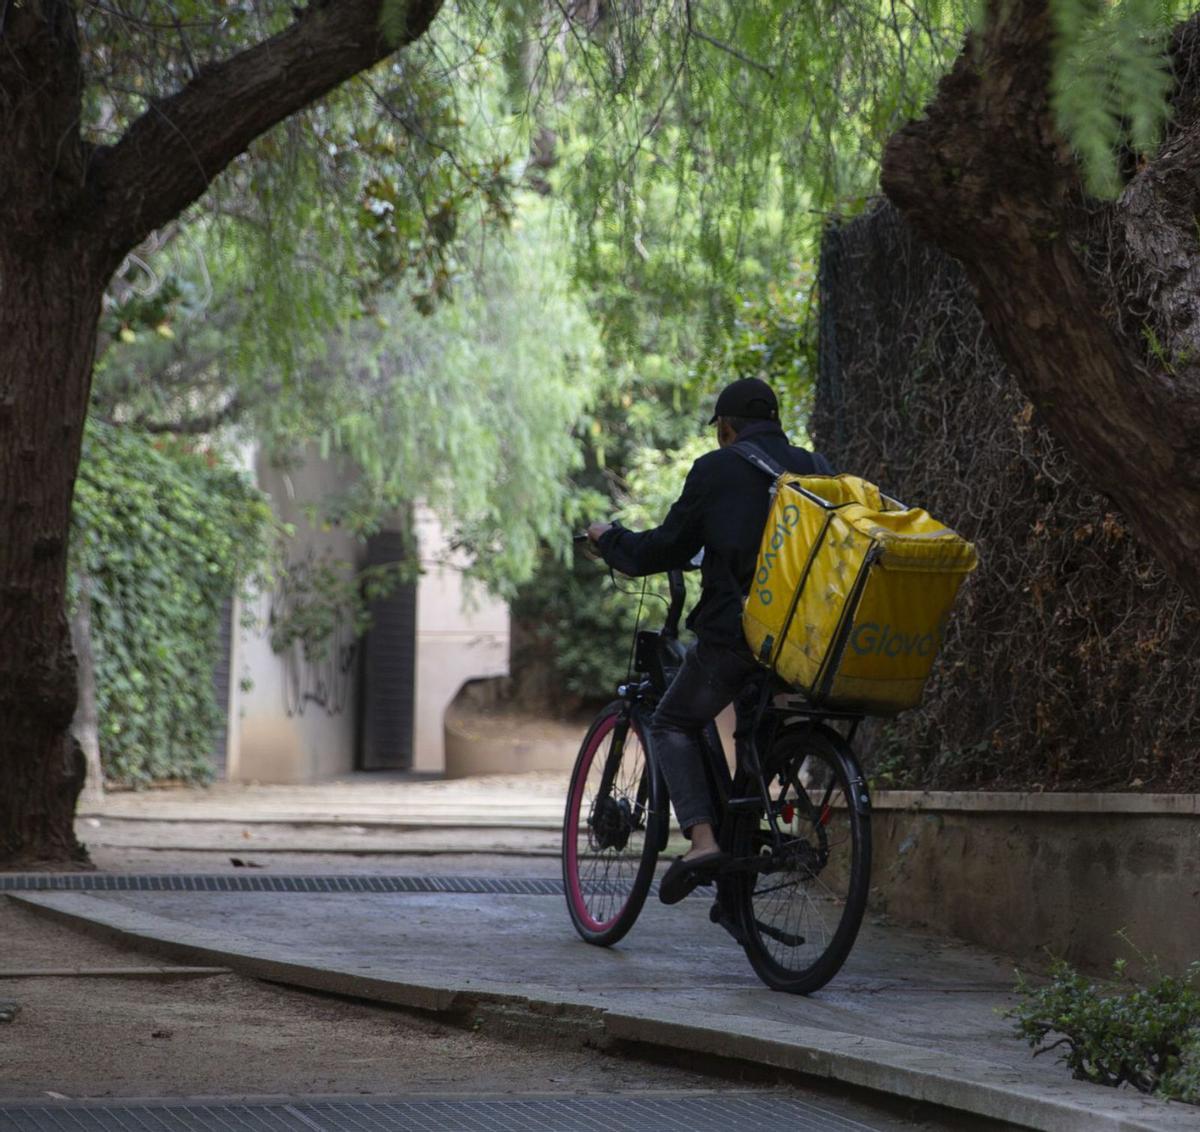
[597,421,830,650]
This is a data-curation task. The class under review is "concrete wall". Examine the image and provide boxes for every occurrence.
[870,791,1200,977]
[224,456,510,781]
[411,507,508,773]
[226,451,363,784]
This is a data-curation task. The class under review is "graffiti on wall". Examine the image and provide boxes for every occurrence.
[268,552,359,718]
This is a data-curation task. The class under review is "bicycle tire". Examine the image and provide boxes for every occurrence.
[562,702,663,946]
[731,723,871,993]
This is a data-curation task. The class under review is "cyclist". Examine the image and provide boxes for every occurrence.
[586,377,834,905]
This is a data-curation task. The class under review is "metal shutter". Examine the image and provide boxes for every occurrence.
[358,531,417,770]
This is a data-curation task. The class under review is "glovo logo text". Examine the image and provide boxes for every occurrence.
[753,503,802,606]
[849,621,943,660]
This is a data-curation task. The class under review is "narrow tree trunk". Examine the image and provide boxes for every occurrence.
[71,572,105,808]
[0,243,104,868]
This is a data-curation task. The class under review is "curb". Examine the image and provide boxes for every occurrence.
[76,814,561,830]
[8,892,1196,1132]
[77,843,562,858]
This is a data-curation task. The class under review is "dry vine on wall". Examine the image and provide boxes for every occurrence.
[814,201,1200,791]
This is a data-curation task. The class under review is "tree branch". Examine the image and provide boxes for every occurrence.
[684,0,774,79]
[88,0,445,263]
[130,392,246,435]
[880,0,1200,604]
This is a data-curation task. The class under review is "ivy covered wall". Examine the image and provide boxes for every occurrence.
[72,422,272,787]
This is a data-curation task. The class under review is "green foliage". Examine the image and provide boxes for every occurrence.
[321,195,605,596]
[74,0,1195,723]
[493,0,959,708]
[722,277,813,388]
[513,432,713,701]
[83,37,610,715]
[267,550,416,664]
[91,16,522,436]
[1166,1032,1200,1103]
[1049,0,1183,196]
[97,194,603,609]
[511,552,647,700]
[1010,957,1200,1102]
[512,267,824,698]
[510,0,969,324]
[72,423,273,787]
[509,374,704,701]
[621,435,713,532]
[716,273,819,438]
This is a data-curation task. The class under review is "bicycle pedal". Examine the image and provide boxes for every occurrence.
[755,919,805,948]
[708,901,746,945]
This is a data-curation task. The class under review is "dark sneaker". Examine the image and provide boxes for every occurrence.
[658,850,729,905]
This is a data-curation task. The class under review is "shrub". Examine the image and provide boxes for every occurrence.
[1009,957,1200,1102]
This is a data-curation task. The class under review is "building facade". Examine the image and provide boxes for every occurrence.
[218,449,509,782]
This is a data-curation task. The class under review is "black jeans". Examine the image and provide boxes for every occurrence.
[648,640,761,834]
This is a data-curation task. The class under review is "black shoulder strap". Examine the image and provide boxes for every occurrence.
[732,441,834,479]
[730,441,786,479]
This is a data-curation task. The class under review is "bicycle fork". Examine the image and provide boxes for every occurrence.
[594,711,668,852]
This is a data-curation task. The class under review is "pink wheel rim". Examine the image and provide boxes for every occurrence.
[564,713,637,933]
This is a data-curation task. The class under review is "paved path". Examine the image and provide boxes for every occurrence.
[79,774,567,826]
[8,872,1197,1132]
[28,775,1198,1131]
[76,774,571,856]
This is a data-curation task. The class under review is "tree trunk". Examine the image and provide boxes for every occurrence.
[881,0,1200,606]
[0,0,445,868]
[71,572,105,808]
[0,242,105,868]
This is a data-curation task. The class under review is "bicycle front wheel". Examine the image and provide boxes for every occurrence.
[562,703,662,946]
[732,724,871,993]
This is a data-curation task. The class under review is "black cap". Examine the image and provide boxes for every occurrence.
[708,377,780,424]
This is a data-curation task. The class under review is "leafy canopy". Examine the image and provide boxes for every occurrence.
[319,194,606,594]
[76,0,1200,723]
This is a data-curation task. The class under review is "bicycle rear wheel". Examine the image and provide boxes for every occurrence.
[562,703,662,946]
[732,724,871,993]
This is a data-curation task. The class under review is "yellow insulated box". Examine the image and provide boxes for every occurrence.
[742,474,977,715]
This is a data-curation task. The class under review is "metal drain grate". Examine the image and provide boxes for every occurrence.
[0,1094,885,1131]
[0,874,566,896]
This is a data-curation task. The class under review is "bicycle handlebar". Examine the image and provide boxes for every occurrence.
[663,569,685,639]
[576,531,687,640]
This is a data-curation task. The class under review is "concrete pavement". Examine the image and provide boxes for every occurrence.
[76,773,568,856]
[6,872,1197,1132]
[78,773,567,826]
[9,774,1192,1131]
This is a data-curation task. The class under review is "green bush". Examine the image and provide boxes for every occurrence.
[73,421,273,787]
[1009,957,1200,1102]
[511,551,643,702]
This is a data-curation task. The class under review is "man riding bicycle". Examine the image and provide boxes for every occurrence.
[586,377,833,905]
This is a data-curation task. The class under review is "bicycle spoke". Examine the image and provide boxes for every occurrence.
[735,728,869,993]
[563,709,657,943]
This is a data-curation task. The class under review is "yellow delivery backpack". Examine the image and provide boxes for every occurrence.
[733,444,977,715]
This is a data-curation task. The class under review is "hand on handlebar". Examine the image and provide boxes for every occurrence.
[574,522,613,561]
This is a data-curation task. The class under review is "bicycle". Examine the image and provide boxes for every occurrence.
[561,565,872,994]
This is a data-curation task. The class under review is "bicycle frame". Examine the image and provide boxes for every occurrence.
[605,568,870,863]
[565,559,874,990]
